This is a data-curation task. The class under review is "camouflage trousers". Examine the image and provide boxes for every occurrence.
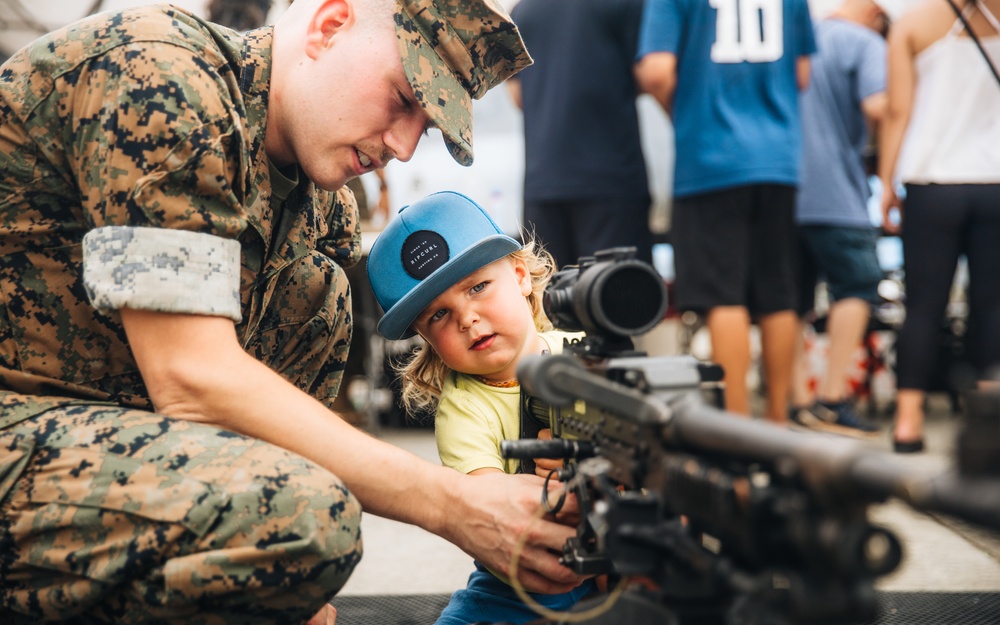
[0,252,362,624]
[0,408,363,624]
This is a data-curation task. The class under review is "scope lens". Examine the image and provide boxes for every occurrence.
[594,264,666,335]
[544,287,583,332]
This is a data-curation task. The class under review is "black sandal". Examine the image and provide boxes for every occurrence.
[893,438,925,454]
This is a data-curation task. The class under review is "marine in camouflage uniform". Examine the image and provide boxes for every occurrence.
[0,0,531,622]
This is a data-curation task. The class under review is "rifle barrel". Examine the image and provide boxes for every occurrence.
[669,399,1000,528]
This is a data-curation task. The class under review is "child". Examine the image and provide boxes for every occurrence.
[367,190,596,624]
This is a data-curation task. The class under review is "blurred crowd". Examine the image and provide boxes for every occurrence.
[505,0,1000,455]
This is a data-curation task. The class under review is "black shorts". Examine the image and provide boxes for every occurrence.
[523,197,653,269]
[671,184,798,315]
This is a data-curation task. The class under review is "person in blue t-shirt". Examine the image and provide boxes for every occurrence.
[789,0,898,439]
[635,0,816,422]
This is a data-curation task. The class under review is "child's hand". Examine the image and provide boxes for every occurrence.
[532,429,583,525]
[533,428,564,477]
[595,574,609,593]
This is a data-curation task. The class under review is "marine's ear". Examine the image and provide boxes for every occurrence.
[304,0,354,59]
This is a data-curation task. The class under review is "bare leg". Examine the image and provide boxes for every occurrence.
[760,310,798,423]
[790,318,814,409]
[894,388,925,443]
[819,298,870,402]
[707,306,752,416]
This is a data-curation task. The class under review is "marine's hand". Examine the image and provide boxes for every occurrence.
[444,471,586,594]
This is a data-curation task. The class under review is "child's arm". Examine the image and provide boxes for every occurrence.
[435,386,510,474]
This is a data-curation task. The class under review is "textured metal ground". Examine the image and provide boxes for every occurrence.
[331,592,1000,625]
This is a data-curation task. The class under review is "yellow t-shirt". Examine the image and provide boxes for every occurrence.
[435,330,579,475]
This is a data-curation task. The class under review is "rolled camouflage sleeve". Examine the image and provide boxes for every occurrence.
[83,226,242,321]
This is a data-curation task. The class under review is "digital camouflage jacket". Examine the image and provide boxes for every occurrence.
[0,6,361,422]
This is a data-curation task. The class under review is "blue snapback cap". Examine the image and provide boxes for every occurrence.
[367,191,522,340]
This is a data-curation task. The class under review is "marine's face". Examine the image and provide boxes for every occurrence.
[414,257,539,384]
[273,3,432,190]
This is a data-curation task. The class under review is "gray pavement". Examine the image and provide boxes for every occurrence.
[865,397,1000,593]
[338,429,474,597]
[339,394,1000,597]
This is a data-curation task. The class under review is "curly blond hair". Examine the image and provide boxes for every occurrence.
[395,236,556,416]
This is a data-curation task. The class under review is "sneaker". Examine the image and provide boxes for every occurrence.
[790,401,881,439]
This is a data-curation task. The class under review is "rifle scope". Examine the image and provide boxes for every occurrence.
[543,247,668,338]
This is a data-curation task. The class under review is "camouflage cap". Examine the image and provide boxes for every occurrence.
[394,0,532,166]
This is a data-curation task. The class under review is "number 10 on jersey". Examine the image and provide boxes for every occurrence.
[710,0,784,63]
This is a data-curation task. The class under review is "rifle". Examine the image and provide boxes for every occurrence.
[500,248,1000,625]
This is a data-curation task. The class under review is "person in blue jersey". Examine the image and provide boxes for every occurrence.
[635,0,816,422]
[789,0,898,439]
[507,0,653,270]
